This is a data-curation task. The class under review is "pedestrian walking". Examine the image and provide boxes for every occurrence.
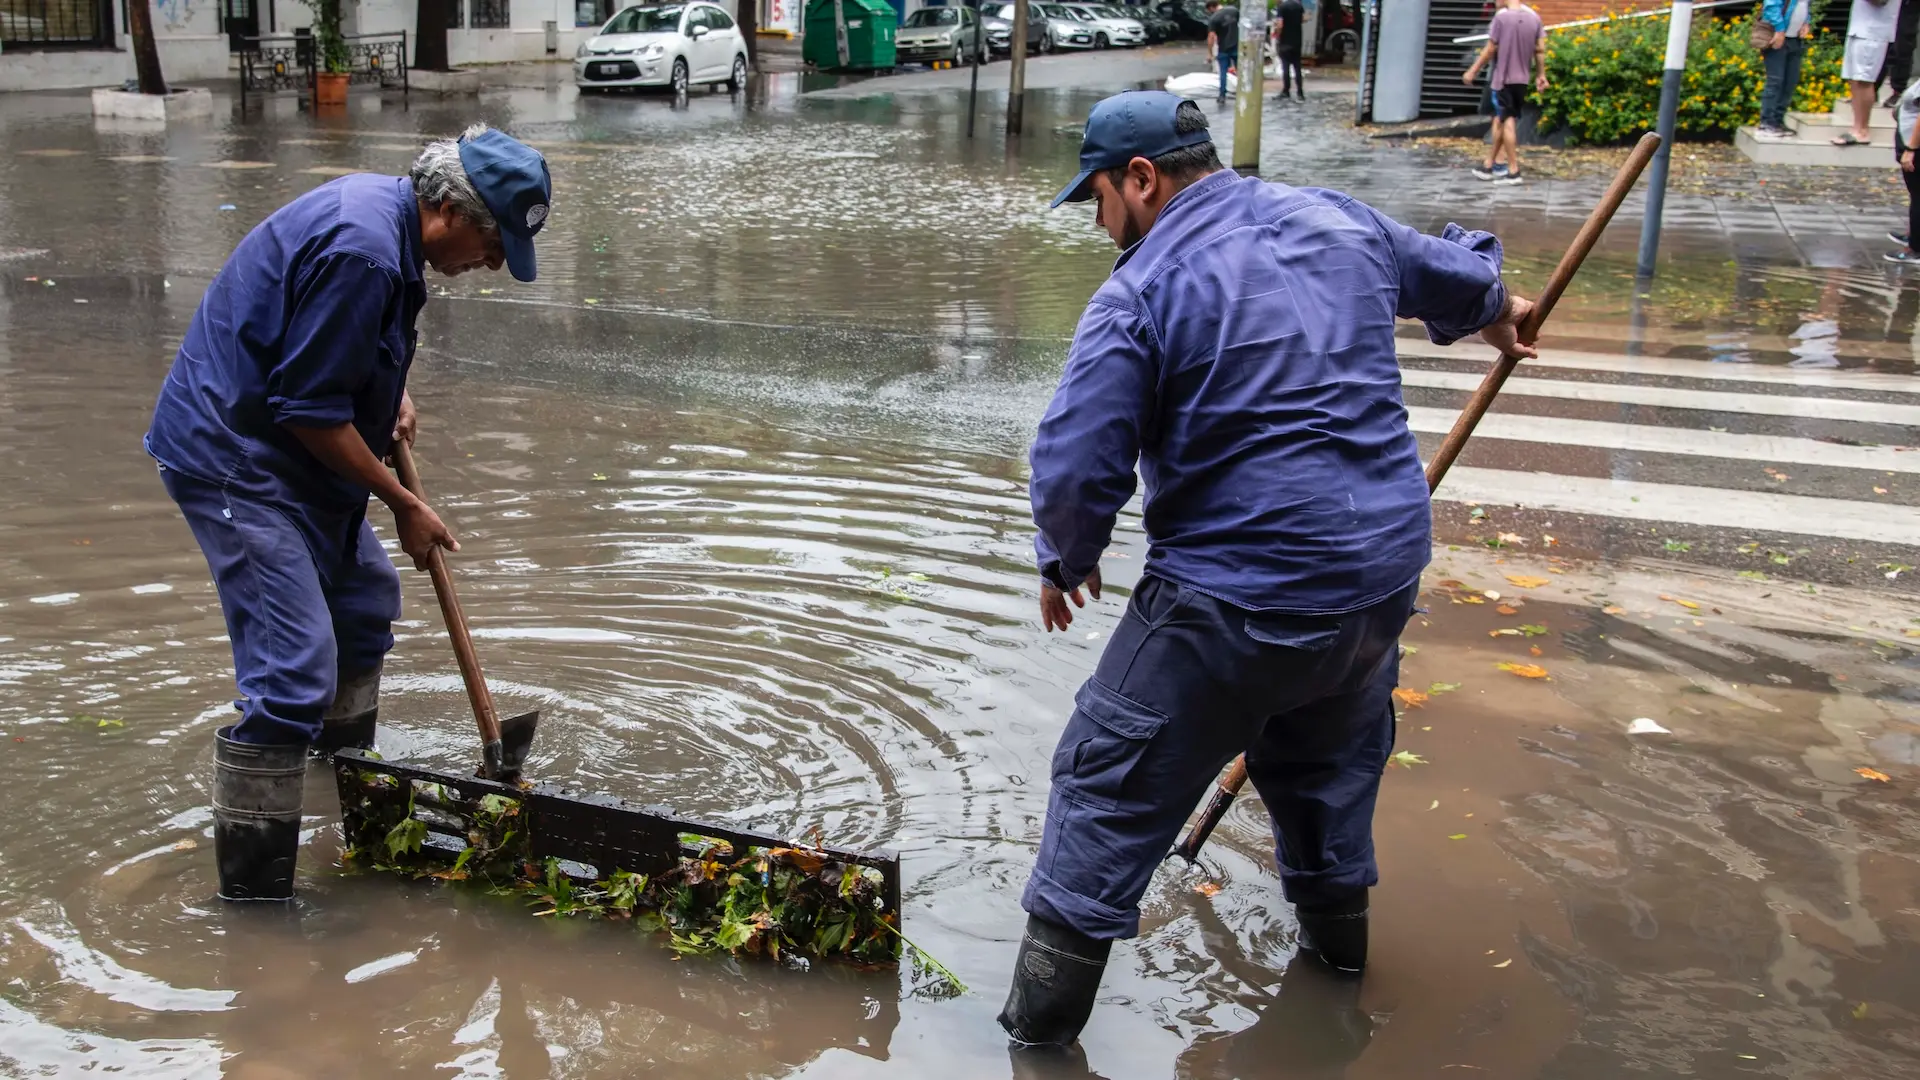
[1272,0,1306,100]
[1463,0,1547,185]
[1205,0,1240,102]
[1886,78,1920,261]
[1835,0,1898,146]
[1753,0,1814,138]
[145,123,552,901]
[998,89,1539,1051]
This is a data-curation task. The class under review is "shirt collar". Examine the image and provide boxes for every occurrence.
[398,176,426,285]
[1112,168,1243,272]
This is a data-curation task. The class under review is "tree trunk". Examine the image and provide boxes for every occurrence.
[416,0,451,72]
[737,0,758,68]
[128,0,168,95]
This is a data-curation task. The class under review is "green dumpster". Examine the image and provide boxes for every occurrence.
[803,0,897,71]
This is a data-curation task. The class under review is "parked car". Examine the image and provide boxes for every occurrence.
[1118,3,1175,41]
[574,2,749,94]
[1072,4,1146,45]
[1037,3,1099,47]
[981,1,1056,53]
[896,6,982,65]
[1156,0,1211,38]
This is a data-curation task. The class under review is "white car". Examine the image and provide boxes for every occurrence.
[1065,3,1145,47]
[574,2,749,94]
[1036,3,1099,48]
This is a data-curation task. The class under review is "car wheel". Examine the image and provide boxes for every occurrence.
[1038,30,1053,53]
[1095,31,1108,48]
[953,39,966,64]
[726,53,747,91]
[670,58,688,95]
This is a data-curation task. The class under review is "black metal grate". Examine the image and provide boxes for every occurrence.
[0,0,110,47]
[470,0,509,28]
[1422,0,1494,117]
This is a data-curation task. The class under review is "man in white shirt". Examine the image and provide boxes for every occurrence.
[1839,0,1900,145]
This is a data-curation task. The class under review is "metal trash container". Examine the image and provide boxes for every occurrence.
[802,0,897,70]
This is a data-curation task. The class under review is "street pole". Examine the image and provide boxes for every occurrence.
[1635,0,1691,278]
[1008,0,1029,136]
[1233,2,1269,173]
[968,0,983,137]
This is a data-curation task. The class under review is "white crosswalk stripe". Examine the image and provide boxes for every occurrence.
[1396,344,1920,547]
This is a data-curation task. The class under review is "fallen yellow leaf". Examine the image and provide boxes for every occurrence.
[1602,605,1626,615]
[1495,604,1519,615]
[171,839,198,851]
[1392,687,1429,709]
[1496,662,1551,679]
[1194,881,1223,897]
[1461,595,1486,605]
[1447,833,1469,840]
[1505,575,1551,589]
[1855,766,1892,783]
[1529,646,1543,657]
[1673,598,1701,610]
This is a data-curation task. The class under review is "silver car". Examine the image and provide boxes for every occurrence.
[1067,3,1146,46]
[574,2,749,94]
[895,6,983,65]
[1037,3,1098,48]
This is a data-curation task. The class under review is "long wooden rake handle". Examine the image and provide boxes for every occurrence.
[1170,131,1663,866]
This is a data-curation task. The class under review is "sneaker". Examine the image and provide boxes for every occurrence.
[1493,171,1525,185]
[1471,164,1506,181]
[1753,125,1792,141]
[1886,248,1920,264]
[1891,231,1910,246]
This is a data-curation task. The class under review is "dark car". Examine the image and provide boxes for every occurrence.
[1157,0,1211,38]
[1119,3,1174,40]
[981,0,1059,53]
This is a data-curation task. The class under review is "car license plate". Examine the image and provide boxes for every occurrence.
[590,62,621,76]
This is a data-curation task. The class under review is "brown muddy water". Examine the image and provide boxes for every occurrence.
[2,71,1920,1079]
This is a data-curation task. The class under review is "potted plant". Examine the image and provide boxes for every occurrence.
[303,0,353,107]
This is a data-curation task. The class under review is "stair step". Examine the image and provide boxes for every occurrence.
[1828,100,1899,127]
[1735,125,1893,167]
[1783,121,1897,146]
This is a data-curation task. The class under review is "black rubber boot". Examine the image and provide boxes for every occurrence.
[312,664,379,755]
[1296,889,1368,973]
[998,915,1113,1048]
[212,725,306,901]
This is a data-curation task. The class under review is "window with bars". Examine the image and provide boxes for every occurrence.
[1,0,111,47]
[470,0,509,28]
[446,0,464,28]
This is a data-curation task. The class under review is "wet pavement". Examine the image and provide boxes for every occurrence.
[1,48,1919,1080]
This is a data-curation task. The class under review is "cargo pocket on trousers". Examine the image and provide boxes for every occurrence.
[1051,678,1171,813]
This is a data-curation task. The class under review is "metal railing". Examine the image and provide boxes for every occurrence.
[238,30,409,110]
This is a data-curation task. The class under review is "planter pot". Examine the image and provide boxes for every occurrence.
[315,72,350,107]
[91,86,214,122]
[410,67,481,94]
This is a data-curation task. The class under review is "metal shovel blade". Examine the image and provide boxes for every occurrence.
[480,711,540,782]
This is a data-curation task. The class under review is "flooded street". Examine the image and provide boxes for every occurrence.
[2,54,1919,1078]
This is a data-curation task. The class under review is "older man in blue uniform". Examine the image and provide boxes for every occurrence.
[147,123,552,900]
[999,92,1538,1047]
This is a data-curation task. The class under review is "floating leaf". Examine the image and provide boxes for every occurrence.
[1529,646,1543,657]
[1490,628,1521,637]
[1194,881,1223,898]
[1392,687,1429,709]
[1852,1001,1870,1020]
[1602,605,1626,615]
[1389,750,1428,768]
[1855,766,1892,783]
[1737,570,1770,581]
[1460,594,1486,605]
[1447,833,1469,840]
[1428,682,1461,694]
[1671,598,1701,610]
[1426,800,1440,811]
[1495,604,1519,615]
[171,839,198,851]
[591,473,609,481]
[1492,958,1512,968]
[1505,575,1551,589]
[94,717,125,728]
[1496,662,1550,679]
[1518,623,1548,637]
[1496,532,1526,546]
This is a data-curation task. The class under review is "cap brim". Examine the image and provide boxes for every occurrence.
[1049,169,1096,209]
[502,229,537,283]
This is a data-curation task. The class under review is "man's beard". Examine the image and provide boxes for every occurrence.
[1117,211,1145,250]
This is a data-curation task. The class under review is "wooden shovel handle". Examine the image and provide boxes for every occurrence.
[391,440,503,748]
[1173,132,1664,864]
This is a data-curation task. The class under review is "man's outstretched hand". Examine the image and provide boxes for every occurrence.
[1040,565,1103,632]
[1480,293,1539,359]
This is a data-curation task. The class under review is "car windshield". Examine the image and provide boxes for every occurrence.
[983,2,1018,16]
[604,4,682,32]
[905,7,960,24]
[1096,5,1126,15]
[1041,4,1079,18]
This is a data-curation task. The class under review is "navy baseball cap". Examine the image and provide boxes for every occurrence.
[458,129,552,283]
[1051,90,1212,208]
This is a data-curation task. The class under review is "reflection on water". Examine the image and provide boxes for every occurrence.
[0,73,1918,1079]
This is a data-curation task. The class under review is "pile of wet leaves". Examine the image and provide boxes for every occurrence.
[337,768,961,991]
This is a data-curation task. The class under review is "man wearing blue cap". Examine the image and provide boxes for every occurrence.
[146,122,551,901]
[1000,91,1537,1047]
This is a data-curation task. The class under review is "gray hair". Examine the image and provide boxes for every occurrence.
[410,122,498,232]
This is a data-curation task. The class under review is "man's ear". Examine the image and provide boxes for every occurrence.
[1126,156,1157,200]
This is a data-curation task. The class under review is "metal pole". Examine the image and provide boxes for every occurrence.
[1635,0,1691,277]
[968,0,982,137]
[1008,0,1029,136]
[1232,1,1269,172]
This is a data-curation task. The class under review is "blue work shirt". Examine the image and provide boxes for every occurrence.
[146,174,428,513]
[1030,170,1508,615]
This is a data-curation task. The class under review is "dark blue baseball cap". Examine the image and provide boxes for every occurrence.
[458,129,553,283]
[1051,90,1212,208]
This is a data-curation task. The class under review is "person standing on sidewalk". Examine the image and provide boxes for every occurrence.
[1463,0,1547,185]
[1875,0,1919,104]
[997,89,1539,1052]
[145,124,552,901]
[1885,78,1920,261]
[1205,0,1241,102]
[1272,0,1306,100]
[1754,0,1814,138]
[1835,0,1898,146]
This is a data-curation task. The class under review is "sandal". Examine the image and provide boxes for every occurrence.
[1831,132,1868,146]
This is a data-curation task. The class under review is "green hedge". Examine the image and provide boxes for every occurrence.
[1536,12,1845,145]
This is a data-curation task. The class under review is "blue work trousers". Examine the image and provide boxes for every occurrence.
[161,466,401,745]
[1023,574,1415,940]
[1217,50,1238,98]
